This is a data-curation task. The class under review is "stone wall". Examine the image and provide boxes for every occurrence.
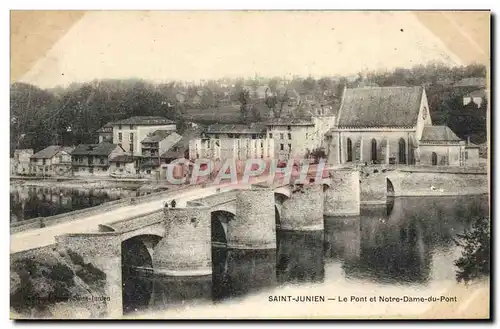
[280,184,324,230]
[388,171,488,197]
[153,207,212,276]
[55,233,123,318]
[228,187,276,249]
[324,169,360,216]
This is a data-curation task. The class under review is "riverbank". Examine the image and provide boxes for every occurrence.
[10,245,108,319]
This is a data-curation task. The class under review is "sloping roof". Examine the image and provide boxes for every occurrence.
[206,123,266,134]
[112,116,175,126]
[31,146,74,159]
[420,126,462,142]
[265,118,314,126]
[141,130,175,143]
[337,86,423,128]
[110,155,140,163]
[96,122,114,133]
[71,142,120,156]
[467,89,486,98]
[454,77,486,88]
[161,128,203,159]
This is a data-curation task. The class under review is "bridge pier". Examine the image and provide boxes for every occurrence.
[153,207,212,276]
[227,187,276,249]
[324,169,360,216]
[280,184,324,231]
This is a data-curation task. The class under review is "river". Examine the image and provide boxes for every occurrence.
[121,195,489,317]
[10,184,137,222]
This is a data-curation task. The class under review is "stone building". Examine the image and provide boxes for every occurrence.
[111,116,177,156]
[12,149,33,175]
[96,122,113,143]
[140,130,182,174]
[324,86,477,167]
[30,146,74,176]
[71,143,125,176]
[189,124,274,161]
[266,115,336,161]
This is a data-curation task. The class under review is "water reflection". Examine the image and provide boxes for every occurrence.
[121,195,489,314]
[10,185,134,222]
[277,230,324,284]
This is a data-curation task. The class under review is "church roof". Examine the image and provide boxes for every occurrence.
[420,126,462,142]
[337,86,423,128]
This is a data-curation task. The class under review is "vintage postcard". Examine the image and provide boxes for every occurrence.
[9,10,490,320]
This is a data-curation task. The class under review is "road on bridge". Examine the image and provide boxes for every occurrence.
[10,164,330,254]
[10,177,268,254]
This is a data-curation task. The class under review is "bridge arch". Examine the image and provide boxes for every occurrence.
[211,210,234,246]
[121,234,162,314]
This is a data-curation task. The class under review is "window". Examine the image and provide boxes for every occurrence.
[228,134,233,138]
[129,133,134,142]
[280,144,284,151]
[269,133,273,139]
[235,134,240,138]
[252,134,257,140]
[288,143,292,150]
[280,133,284,140]
[118,124,122,130]
[42,159,46,165]
[371,139,377,162]
[465,151,469,160]
[306,133,309,140]
[288,133,292,139]
[346,138,353,162]
[117,163,121,168]
[287,126,291,131]
[100,158,105,165]
[147,169,151,175]
[118,132,123,142]
[129,125,133,130]
[261,142,264,148]
[130,143,134,152]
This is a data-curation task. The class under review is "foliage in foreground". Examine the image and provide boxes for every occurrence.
[454,217,490,284]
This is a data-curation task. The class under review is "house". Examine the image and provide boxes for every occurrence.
[463,89,487,108]
[189,124,274,161]
[324,86,471,167]
[265,117,333,161]
[454,77,486,89]
[139,130,182,174]
[109,155,140,177]
[111,116,177,156]
[71,143,125,176]
[30,146,74,176]
[12,149,34,175]
[161,128,202,164]
[96,122,114,143]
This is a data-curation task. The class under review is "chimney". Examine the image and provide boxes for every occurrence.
[467,136,471,145]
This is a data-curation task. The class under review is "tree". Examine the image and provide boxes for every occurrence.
[454,217,490,284]
[238,90,251,123]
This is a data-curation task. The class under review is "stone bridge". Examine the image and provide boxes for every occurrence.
[51,169,360,317]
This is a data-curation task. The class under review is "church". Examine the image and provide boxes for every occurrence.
[324,86,478,167]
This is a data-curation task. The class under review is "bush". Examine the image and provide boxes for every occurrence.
[454,217,490,283]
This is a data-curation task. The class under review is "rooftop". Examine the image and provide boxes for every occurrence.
[206,123,266,134]
[110,154,140,163]
[141,130,176,143]
[337,86,424,128]
[31,146,75,159]
[161,128,203,159]
[71,142,121,156]
[112,116,175,126]
[96,122,114,133]
[454,77,486,88]
[420,125,462,143]
[265,118,314,126]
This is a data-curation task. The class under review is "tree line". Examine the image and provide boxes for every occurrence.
[10,62,487,155]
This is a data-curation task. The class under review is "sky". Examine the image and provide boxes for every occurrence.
[20,11,467,89]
